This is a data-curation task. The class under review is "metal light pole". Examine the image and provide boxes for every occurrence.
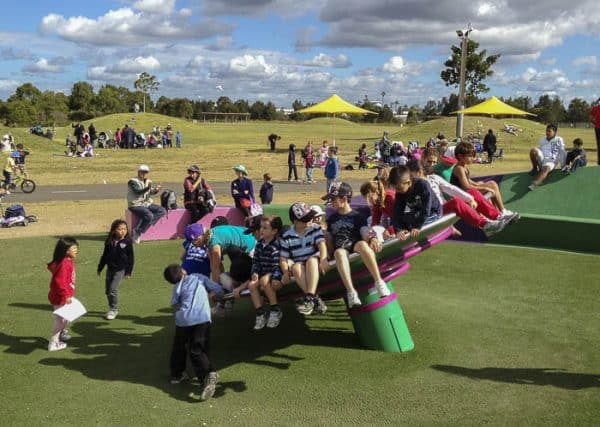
[456,25,472,139]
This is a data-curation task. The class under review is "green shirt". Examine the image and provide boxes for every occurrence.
[208,226,256,255]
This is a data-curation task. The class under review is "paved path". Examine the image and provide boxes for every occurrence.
[5,179,368,204]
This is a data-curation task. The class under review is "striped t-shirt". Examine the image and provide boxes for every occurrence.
[279,224,325,262]
[252,239,281,276]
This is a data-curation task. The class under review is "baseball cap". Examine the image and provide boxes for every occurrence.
[184,223,204,241]
[289,202,316,223]
[310,205,325,218]
[138,164,150,172]
[187,165,200,173]
[210,216,229,228]
[321,182,352,201]
[243,215,263,234]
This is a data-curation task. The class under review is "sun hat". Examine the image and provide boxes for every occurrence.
[184,223,205,241]
[232,165,248,175]
[187,165,200,173]
[138,164,150,172]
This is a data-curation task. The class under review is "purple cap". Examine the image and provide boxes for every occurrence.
[185,223,204,241]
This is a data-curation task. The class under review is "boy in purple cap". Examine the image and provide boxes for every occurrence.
[322,182,390,308]
[279,202,329,315]
[181,223,211,277]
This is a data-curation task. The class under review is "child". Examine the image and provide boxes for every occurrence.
[259,173,274,205]
[358,144,367,170]
[181,223,211,277]
[175,130,182,148]
[319,141,329,168]
[322,182,390,307]
[389,165,442,240]
[3,152,17,194]
[359,178,395,230]
[562,138,587,174]
[287,144,299,181]
[233,216,285,330]
[47,236,79,351]
[304,142,316,184]
[528,124,566,190]
[452,141,518,222]
[279,202,328,315]
[97,220,135,320]
[14,144,29,176]
[163,264,223,401]
[324,146,339,192]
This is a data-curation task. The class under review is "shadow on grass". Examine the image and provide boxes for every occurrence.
[432,365,600,390]
[505,170,569,204]
[1,302,359,403]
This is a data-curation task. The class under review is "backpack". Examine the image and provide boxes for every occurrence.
[5,204,25,218]
[161,190,177,211]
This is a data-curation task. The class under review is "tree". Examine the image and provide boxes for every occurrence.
[96,85,128,115]
[69,81,95,113]
[440,39,500,101]
[6,100,37,126]
[566,97,590,123]
[532,95,566,124]
[422,100,439,118]
[134,72,159,113]
[10,83,41,103]
[441,94,459,116]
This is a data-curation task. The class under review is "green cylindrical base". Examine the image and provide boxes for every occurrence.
[349,291,414,353]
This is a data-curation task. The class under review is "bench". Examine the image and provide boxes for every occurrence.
[125,206,245,241]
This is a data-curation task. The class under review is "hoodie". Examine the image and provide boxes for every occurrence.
[47,258,75,306]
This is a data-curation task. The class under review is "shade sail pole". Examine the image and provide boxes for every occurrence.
[333,114,336,146]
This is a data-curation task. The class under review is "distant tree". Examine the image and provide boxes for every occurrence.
[406,107,421,124]
[422,100,439,118]
[10,83,42,103]
[440,39,500,101]
[502,96,533,113]
[6,99,38,126]
[566,97,590,123]
[441,94,459,116]
[379,105,394,122]
[234,99,250,114]
[264,102,277,120]
[532,95,566,124]
[69,81,95,115]
[96,85,128,115]
[37,91,69,125]
[134,72,159,113]
[249,101,266,120]
[216,96,236,113]
[290,99,305,121]
[170,98,193,119]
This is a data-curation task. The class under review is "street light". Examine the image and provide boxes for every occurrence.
[456,23,473,139]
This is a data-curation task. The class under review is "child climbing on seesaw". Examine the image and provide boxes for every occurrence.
[322,182,390,308]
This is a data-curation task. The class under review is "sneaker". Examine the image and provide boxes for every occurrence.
[132,231,141,244]
[313,295,328,315]
[224,300,234,312]
[170,371,189,384]
[501,210,521,224]
[347,290,362,308]
[48,341,67,352]
[266,310,283,328]
[482,219,505,236]
[5,190,10,195]
[199,372,219,401]
[105,309,118,320]
[374,280,391,297]
[253,313,268,330]
[211,302,226,317]
[296,296,314,315]
[527,183,536,191]
[59,330,72,341]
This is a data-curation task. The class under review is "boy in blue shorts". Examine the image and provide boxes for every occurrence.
[279,203,328,315]
[322,182,390,308]
[163,264,224,401]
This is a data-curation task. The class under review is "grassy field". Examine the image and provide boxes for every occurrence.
[2,114,597,186]
[0,236,598,426]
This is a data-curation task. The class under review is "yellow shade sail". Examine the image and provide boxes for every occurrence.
[452,96,536,116]
[298,94,377,115]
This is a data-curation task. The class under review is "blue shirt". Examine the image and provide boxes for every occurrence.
[181,240,211,276]
[324,157,339,179]
[279,224,325,262]
[171,273,224,326]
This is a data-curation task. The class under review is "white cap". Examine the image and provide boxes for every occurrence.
[310,205,325,217]
[138,164,150,172]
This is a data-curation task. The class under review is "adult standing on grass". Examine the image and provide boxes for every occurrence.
[268,133,280,151]
[590,98,600,165]
[231,165,254,220]
[127,165,166,243]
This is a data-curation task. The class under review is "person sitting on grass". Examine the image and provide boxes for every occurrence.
[451,142,518,222]
[279,203,328,316]
[389,165,442,241]
[232,216,285,330]
[562,138,587,174]
[162,264,223,402]
[527,124,566,191]
[411,154,507,236]
[322,182,390,308]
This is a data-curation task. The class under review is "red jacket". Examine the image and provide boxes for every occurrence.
[371,188,396,227]
[48,258,75,306]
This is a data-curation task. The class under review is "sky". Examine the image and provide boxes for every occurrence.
[0,0,599,107]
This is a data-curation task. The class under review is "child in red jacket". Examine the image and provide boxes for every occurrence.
[47,236,79,351]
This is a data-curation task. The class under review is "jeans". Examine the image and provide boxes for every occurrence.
[570,158,586,172]
[170,322,212,381]
[129,204,166,236]
[306,167,313,182]
[105,269,125,310]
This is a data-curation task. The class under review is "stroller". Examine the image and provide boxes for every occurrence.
[132,134,147,149]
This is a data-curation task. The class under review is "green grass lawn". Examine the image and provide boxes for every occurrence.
[1,236,598,425]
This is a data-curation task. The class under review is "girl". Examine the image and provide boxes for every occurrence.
[232,216,284,330]
[47,236,79,351]
[97,220,134,320]
[359,178,395,233]
[319,140,329,168]
[304,141,315,184]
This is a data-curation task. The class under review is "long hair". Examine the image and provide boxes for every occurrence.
[107,219,129,243]
[360,180,386,208]
[49,236,79,266]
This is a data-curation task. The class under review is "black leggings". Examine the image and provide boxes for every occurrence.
[288,165,298,181]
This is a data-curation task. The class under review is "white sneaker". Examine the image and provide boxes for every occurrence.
[132,231,141,244]
[266,310,283,328]
[59,330,72,341]
[199,372,219,401]
[253,313,268,330]
[501,210,521,225]
[347,290,362,308]
[482,219,505,236]
[48,341,67,351]
[105,309,118,320]
[375,280,391,297]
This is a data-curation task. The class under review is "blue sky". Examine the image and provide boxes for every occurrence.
[0,0,599,107]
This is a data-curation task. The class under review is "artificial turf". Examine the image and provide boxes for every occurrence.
[0,236,598,426]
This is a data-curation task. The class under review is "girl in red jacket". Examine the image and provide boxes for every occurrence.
[47,236,79,351]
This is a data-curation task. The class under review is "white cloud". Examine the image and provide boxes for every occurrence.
[299,53,351,68]
[228,55,278,76]
[383,56,404,73]
[132,0,176,14]
[572,56,597,67]
[23,58,64,74]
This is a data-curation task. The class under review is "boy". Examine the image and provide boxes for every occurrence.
[259,173,274,204]
[389,165,442,240]
[528,124,566,190]
[181,223,211,277]
[14,144,30,176]
[324,146,339,192]
[322,182,390,308]
[3,151,17,194]
[163,264,224,401]
[562,138,587,174]
[279,202,328,315]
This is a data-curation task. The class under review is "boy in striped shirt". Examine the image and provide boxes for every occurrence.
[279,202,329,315]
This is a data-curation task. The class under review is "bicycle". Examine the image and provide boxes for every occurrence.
[1,172,36,193]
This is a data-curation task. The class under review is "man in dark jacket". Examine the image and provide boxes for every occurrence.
[483,129,497,162]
